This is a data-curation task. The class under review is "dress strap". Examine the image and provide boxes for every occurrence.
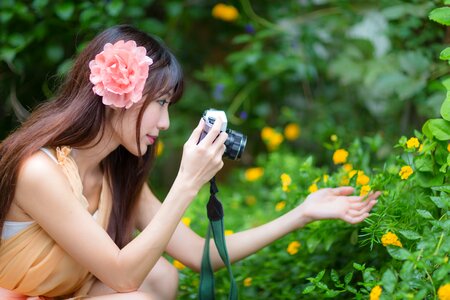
[39,148,58,164]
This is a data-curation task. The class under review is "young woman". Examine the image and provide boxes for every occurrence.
[0,25,379,299]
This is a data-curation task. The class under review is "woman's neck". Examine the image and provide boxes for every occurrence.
[71,125,119,182]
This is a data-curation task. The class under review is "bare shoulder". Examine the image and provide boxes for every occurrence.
[15,150,71,209]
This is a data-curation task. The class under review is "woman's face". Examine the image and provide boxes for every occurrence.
[109,92,171,156]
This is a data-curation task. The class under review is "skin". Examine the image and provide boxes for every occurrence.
[8,93,379,299]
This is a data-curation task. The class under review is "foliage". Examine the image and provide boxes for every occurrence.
[173,3,450,299]
[1,1,450,299]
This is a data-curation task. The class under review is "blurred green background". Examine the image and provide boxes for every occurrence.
[0,0,447,192]
[3,2,450,299]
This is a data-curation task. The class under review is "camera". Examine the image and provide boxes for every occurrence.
[199,109,247,160]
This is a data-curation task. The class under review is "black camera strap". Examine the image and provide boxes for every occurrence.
[199,177,238,300]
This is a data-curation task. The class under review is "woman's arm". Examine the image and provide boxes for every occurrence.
[136,186,379,272]
[15,119,228,292]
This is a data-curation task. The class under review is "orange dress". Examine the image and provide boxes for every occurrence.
[0,147,112,299]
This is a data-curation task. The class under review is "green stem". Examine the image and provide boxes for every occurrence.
[424,268,436,299]
[227,81,258,124]
[239,0,281,30]
[433,232,445,256]
[433,214,447,256]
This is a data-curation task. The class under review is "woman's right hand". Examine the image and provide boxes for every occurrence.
[176,118,228,192]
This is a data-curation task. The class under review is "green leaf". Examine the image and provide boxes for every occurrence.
[429,7,450,26]
[0,47,16,63]
[416,171,445,187]
[433,266,450,281]
[0,10,13,23]
[324,290,340,298]
[344,271,353,285]
[330,269,340,283]
[399,261,414,280]
[32,0,49,13]
[302,285,315,294]
[442,78,450,90]
[422,120,433,139]
[346,286,357,294]
[55,2,74,20]
[316,281,328,290]
[416,209,434,219]
[315,270,326,282]
[441,95,450,121]
[432,186,450,193]
[106,0,124,17]
[414,155,434,172]
[381,268,397,293]
[440,47,450,61]
[353,263,365,271]
[398,230,422,240]
[428,119,450,140]
[430,196,450,209]
[387,247,410,260]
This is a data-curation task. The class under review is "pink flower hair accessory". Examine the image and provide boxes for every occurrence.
[89,40,153,109]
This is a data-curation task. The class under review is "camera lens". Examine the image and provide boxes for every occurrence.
[224,129,247,160]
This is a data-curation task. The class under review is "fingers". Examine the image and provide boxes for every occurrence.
[345,212,370,225]
[366,191,382,201]
[332,186,354,196]
[198,116,226,145]
[186,118,206,145]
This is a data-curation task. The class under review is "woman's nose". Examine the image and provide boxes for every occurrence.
[158,109,170,131]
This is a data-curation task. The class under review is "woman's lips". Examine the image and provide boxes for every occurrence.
[146,135,157,145]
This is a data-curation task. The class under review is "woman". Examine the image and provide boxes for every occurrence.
[0,25,379,299]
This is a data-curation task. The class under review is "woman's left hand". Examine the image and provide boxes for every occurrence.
[296,186,379,227]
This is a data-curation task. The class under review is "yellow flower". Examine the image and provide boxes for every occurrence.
[156,140,164,156]
[370,285,382,300]
[280,173,292,186]
[381,232,402,247]
[281,173,292,192]
[225,230,234,236]
[323,174,329,183]
[419,144,423,152]
[173,260,185,270]
[343,164,353,172]
[399,166,413,180]
[448,143,450,152]
[438,284,450,300]
[261,127,283,151]
[245,195,257,206]
[245,167,264,182]
[284,123,301,140]
[261,126,275,140]
[330,134,338,142]
[356,171,370,186]
[182,217,191,227]
[348,170,357,179]
[340,175,350,186]
[275,201,286,211]
[333,149,349,164]
[243,277,252,287]
[308,183,318,194]
[212,3,239,22]
[406,137,420,149]
[360,185,371,196]
[287,241,301,255]
[268,132,283,151]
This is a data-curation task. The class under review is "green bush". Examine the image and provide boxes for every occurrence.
[172,3,450,299]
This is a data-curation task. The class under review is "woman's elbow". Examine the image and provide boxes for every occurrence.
[107,278,141,293]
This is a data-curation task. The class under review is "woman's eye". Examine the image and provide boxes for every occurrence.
[157,99,168,106]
